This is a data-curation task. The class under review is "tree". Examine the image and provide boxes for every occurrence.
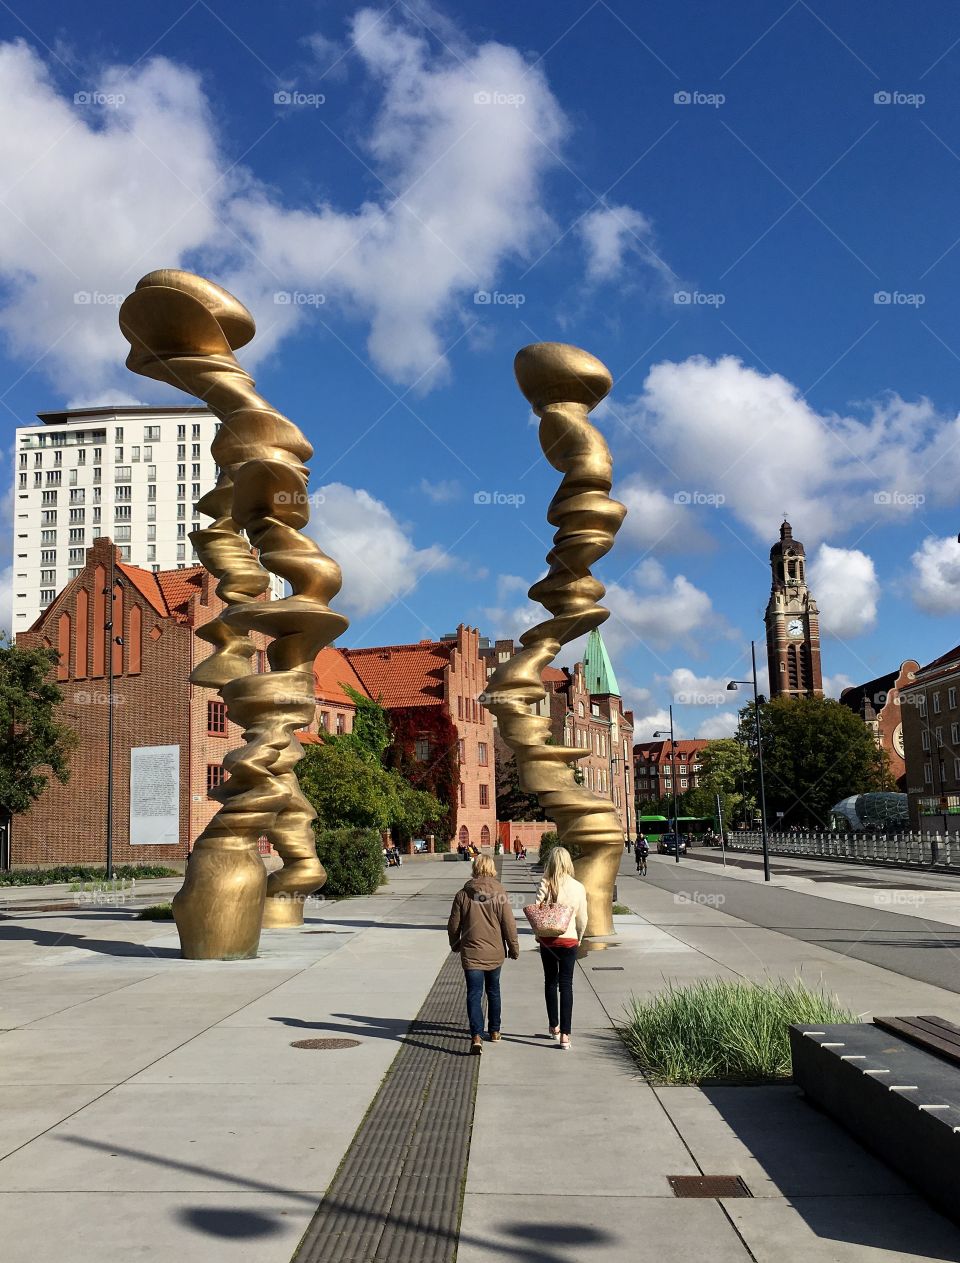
[297,740,445,837]
[684,738,754,828]
[384,708,459,840]
[0,637,77,822]
[495,750,545,822]
[740,695,883,829]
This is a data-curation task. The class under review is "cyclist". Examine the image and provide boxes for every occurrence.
[634,834,649,876]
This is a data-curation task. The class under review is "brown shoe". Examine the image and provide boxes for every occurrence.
[470,1036,483,1055]
[490,1031,502,1042]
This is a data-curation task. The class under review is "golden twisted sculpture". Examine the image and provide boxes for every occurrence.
[484,343,626,937]
[119,270,346,958]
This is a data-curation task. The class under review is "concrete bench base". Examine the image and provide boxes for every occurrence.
[790,1022,960,1226]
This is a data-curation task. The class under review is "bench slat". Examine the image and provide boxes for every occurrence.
[874,1016,960,1069]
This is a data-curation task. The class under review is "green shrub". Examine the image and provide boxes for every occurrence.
[617,977,857,1084]
[0,864,179,886]
[612,903,632,915]
[535,831,582,868]
[434,838,450,854]
[315,827,385,898]
[138,903,174,920]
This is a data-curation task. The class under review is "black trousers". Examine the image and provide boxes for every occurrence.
[539,943,577,1035]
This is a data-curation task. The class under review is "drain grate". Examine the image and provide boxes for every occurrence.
[290,1038,361,1050]
[668,1175,752,1198]
[591,966,624,971]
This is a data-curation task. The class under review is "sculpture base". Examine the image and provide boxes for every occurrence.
[261,894,307,928]
[173,837,266,960]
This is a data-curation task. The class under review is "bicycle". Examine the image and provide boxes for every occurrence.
[635,851,647,877]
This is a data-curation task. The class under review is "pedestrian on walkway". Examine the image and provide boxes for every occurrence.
[533,846,587,1051]
[447,854,520,1055]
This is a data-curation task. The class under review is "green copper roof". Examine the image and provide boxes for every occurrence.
[583,628,620,697]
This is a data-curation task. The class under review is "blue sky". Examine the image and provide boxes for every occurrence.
[2,0,960,738]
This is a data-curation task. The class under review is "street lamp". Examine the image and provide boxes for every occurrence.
[653,703,680,864]
[728,639,771,882]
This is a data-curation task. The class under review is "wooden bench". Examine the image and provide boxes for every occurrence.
[790,1017,960,1226]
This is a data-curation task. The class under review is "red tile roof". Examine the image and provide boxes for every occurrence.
[116,562,169,618]
[314,646,371,704]
[156,567,205,622]
[344,643,450,709]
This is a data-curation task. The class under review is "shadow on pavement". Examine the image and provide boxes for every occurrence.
[0,923,180,958]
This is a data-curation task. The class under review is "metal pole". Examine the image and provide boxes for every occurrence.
[670,703,680,864]
[752,640,770,882]
[105,549,115,876]
[716,791,727,868]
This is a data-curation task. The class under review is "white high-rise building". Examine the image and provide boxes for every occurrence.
[12,405,219,632]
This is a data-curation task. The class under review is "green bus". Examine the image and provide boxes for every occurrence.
[638,814,717,842]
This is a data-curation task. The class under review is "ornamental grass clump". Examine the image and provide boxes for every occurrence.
[618,977,857,1084]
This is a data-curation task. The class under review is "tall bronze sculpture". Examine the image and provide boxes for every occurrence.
[119,270,345,958]
[485,343,627,937]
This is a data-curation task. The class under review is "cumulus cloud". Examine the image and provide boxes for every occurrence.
[660,666,737,708]
[0,13,567,397]
[621,355,960,544]
[698,712,739,738]
[807,544,879,638]
[480,573,539,642]
[615,474,711,553]
[308,482,452,617]
[418,477,461,504]
[577,204,672,286]
[823,672,855,699]
[605,558,721,654]
[910,535,960,615]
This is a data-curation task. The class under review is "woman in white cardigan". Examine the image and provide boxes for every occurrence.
[534,846,588,1050]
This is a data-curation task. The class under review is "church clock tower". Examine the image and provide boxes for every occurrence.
[765,520,824,700]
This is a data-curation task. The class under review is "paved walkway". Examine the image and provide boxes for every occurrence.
[3,852,960,1261]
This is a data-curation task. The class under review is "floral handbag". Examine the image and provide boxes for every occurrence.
[523,902,573,938]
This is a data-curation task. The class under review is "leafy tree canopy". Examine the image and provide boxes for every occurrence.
[0,637,77,817]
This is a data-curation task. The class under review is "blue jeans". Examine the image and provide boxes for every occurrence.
[464,966,502,1037]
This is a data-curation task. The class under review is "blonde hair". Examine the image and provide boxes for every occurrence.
[543,845,574,902]
[472,854,496,878]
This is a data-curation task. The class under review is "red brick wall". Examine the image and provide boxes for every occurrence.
[447,626,497,848]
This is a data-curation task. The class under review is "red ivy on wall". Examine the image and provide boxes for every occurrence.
[385,707,460,838]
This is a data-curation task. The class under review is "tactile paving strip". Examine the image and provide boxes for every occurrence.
[294,952,477,1263]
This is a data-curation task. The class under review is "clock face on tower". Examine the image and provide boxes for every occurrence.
[787,618,803,638]
[893,724,904,758]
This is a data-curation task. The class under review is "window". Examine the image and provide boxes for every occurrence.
[68,508,84,523]
[192,463,200,478]
[132,446,140,462]
[115,526,131,542]
[93,447,102,463]
[578,701,584,717]
[120,546,130,560]
[478,742,488,766]
[18,453,25,468]
[924,762,933,783]
[955,758,960,781]
[177,464,186,479]
[41,490,57,504]
[40,589,55,605]
[41,528,55,543]
[114,505,131,520]
[457,696,463,720]
[459,782,466,806]
[147,465,156,481]
[177,484,186,499]
[458,738,465,762]
[115,486,131,501]
[933,692,942,714]
[115,466,131,482]
[192,483,200,498]
[922,730,930,751]
[192,443,200,458]
[207,764,225,794]
[147,545,156,562]
[336,713,345,735]
[680,778,688,789]
[144,425,160,441]
[53,450,62,465]
[17,473,25,488]
[177,524,186,539]
[46,469,61,485]
[147,485,156,501]
[177,444,186,460]
[68,469,77,486]
[69,489,84,504]
[143,446,152,461]
[68,548,84,564]
[415,738,430,761]
[177,424,185,439]
[115,447,123,462]
[147,505,156,522]
[177,544,185,560]
[69,528,84,543]
[950,688,957,710]
[479,783,489,806]
[77,448,86,464]
[953,723,960,746]
[936,727,944,747]
[114,427,124,442]
[40,567,55,583]
[192,423,201,438]
[207,700,226,735]
[320,711,330,731]
[33,472,42,487]
[591,702,600,717]
[147,525,156,541]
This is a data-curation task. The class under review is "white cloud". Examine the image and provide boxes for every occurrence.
[480,573,539,642]
[418,477,461,504]
[823,672,855,699]
[577,204,672,285]
[807,543,879,638]
[308,482,452,617]
[660,667,737,707]
[623,355,960,544]
[615,474,710,553]
[910,535,960,615]
[631,706,674,742]
[698,712,738,739]
[604,558,720,653]
[0,15,568,397]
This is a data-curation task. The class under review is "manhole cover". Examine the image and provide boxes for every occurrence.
[290,1038,361,1050]
[668,1175,751,1198]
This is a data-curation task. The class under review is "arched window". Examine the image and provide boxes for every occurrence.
[92,565,105,677]
[128,604,142,675]
[577,701,584,717]
[75,588,89,679]
[458,825,470,846]
[480,825,491,847]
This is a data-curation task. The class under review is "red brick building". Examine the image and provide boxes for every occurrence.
[345,626,496,847]
[839,660,919,790]
[634,738,711,808]
[481,628,635,841]
[13,537,273,867]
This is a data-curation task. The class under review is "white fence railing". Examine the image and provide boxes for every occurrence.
[723,830,960,870]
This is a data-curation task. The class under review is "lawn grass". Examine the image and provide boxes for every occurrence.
[617,976,857,1084]
[0,865,179,886]
[138,903,175,920]
[612,903,632,915]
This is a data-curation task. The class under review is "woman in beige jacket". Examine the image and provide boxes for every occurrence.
[447,855,520,1054]
[534,846,587,1050]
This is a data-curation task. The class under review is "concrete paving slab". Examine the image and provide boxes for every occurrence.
[0,1085,113,1160]
[0,1192,312,1263]
[0,1081,371,1193]
[0,1024,208,1084]
[725,1194,960,1262]
[456,1193,749,1263]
